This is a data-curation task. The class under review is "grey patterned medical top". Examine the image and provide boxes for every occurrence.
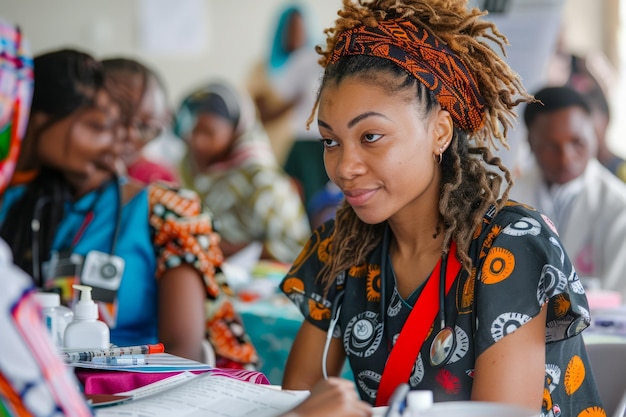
[280,201,605,417]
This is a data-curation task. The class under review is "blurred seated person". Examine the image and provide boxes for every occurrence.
[174,81,311,264]
[0,18,93,416]
[246,3,319,166]
[578,82,626,182]
[101,57,179,184]
[549,48,626,182]
[510,86,626,301]
[0,49,256,367]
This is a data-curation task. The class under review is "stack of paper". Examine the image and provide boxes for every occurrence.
[94,373,309,417]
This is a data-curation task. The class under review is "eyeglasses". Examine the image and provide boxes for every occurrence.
[127,119,164,143]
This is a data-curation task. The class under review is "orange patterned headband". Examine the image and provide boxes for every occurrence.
[329,19,486,132]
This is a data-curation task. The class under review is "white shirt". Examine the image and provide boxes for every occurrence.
[269,47,323,141]
[510,158,626,301]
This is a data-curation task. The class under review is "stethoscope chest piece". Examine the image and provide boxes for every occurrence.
[429,325,456,367]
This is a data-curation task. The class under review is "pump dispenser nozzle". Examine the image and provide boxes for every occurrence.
[64,284,110,349]
[72,284,98,320]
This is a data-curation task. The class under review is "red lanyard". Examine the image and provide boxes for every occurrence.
[67,186,106,250]
[71,212,94,247]
[375,241,461,407]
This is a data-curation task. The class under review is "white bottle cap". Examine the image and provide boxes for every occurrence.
[72,284,99,320]
[33,292,61,308]
[406,390,434,412]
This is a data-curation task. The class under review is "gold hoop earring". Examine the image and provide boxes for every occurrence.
[438,147,444,164]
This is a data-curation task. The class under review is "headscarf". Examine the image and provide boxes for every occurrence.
[267,3,318,76]
[173,81,276,173]
[329,19,486,132]
[0,19,33,194]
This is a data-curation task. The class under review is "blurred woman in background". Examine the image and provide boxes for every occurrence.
[175,81,311,264]
[102,57,179,185]
[246,3,317,165]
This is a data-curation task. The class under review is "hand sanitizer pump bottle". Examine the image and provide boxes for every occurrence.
[64,284,110,349]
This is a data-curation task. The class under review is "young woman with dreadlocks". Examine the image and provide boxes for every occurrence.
[279,0,604,414]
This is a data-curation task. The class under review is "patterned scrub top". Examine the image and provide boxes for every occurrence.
[280,202,605,417]
[0,178,257,367]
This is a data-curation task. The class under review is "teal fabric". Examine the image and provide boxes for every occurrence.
[52,179,155,346]
[283,140,329,210]
[1,179,156,347]
[234,295,353,385]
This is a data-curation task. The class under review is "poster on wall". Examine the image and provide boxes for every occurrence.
[137,0,210,55]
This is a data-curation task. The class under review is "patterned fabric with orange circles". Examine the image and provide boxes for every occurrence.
[280,203,605,415]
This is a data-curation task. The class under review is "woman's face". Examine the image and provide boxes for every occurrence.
[36,89,122,190]
[121,76,168,166]
[318,77,451,225]
[188,112,236,169]
[285,12,306,52]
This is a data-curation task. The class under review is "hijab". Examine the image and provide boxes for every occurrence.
[174,80,276,174]
[267,3,318,77]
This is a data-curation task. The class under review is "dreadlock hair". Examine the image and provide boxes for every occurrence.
[0,49,105,283]
[311,0,533,292]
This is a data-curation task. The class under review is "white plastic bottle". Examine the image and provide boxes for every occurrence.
[33,292,74,348]
[64,284,110,350]
[404,390,434,416]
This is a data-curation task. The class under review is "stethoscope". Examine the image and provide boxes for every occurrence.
[322,288,344,380]
[31,175,123,286]
[381,225,456,368]
[427,250,456,368]
[322,225,456,379]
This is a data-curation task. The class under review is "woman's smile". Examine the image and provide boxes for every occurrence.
[342,188,378,207]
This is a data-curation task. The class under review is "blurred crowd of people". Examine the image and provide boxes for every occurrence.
[0,1,342,375]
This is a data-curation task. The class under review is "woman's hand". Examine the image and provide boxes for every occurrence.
[281,377,372,417]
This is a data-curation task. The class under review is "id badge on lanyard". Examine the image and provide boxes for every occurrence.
[42,179,125,306]
[43,249,125,330]
[42,249,84,306]
[43,249,125,305]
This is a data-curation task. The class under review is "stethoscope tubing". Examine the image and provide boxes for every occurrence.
[322,224,455,380]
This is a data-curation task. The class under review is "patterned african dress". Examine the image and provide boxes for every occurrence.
[280,202,605,417]
[180,150,311,264]
[0,179,257,368]
[0,240,92,416]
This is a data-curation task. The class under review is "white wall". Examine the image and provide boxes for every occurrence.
[2,0,342,106]
[3,0,612,102]
[3,0,621,159]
